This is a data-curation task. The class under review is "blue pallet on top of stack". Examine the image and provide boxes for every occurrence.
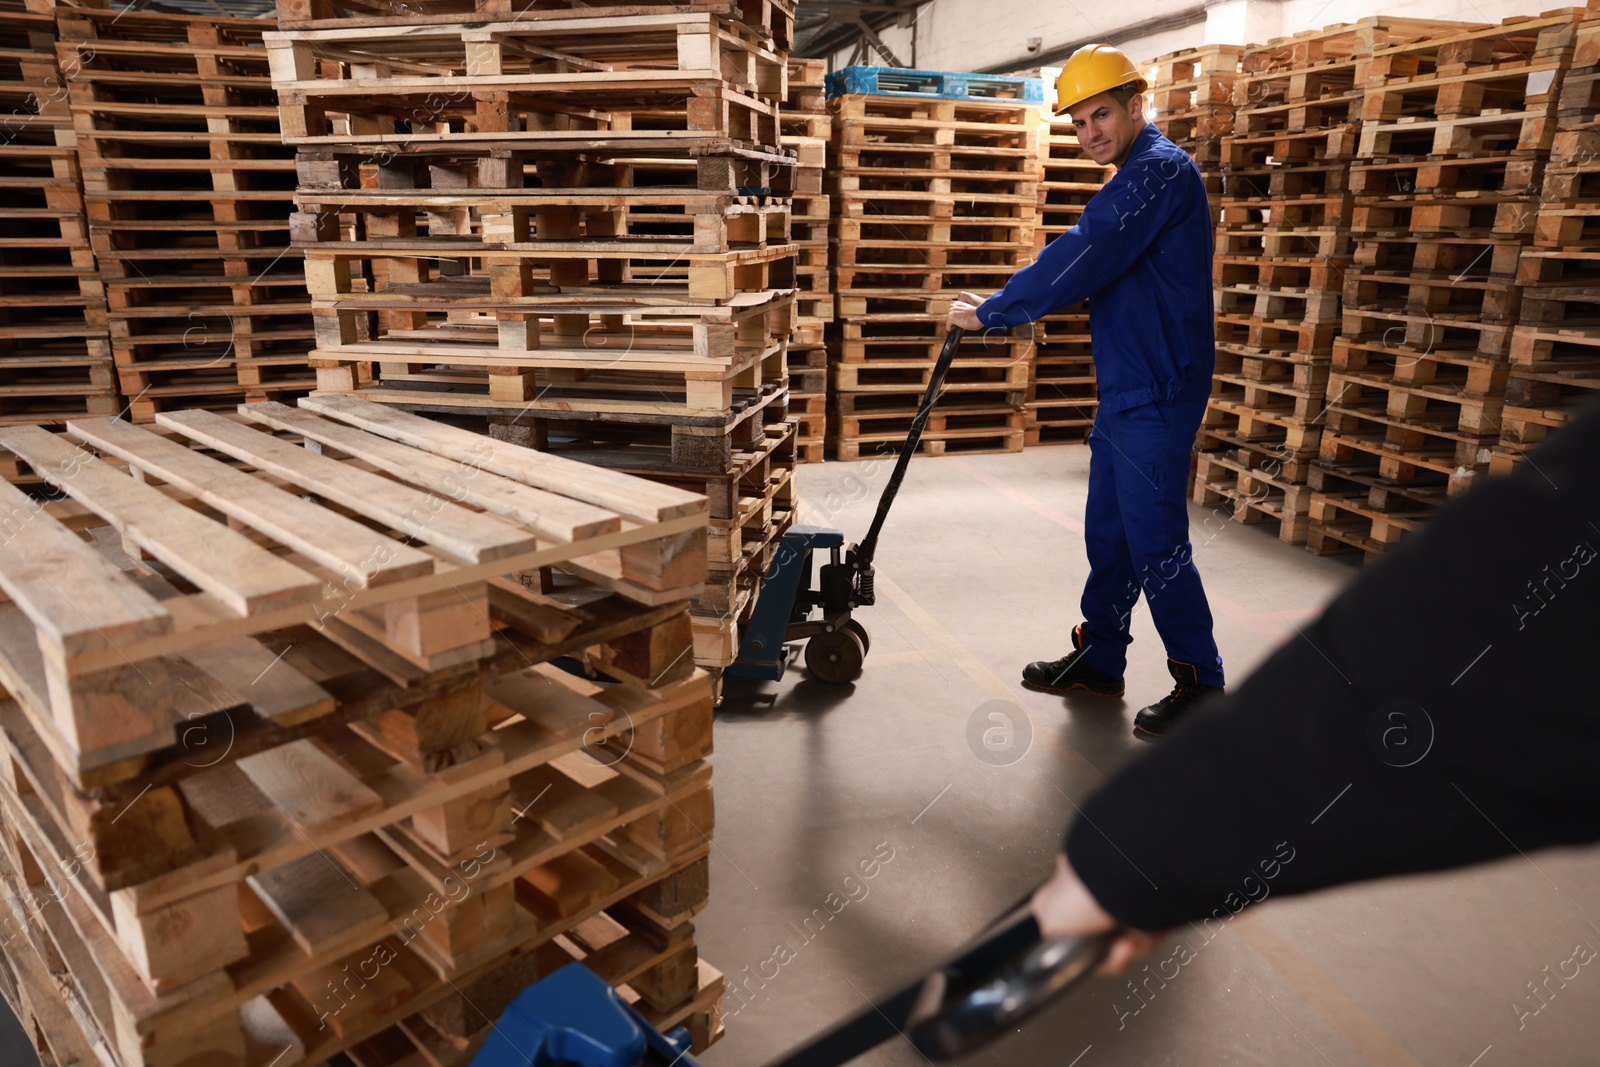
[825,65,1045,102]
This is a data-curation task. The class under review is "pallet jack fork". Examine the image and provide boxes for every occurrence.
[723,327,969,685]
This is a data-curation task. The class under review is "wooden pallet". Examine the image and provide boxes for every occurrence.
[1200,395,1325,455]
[1216,284,1341,325]
[1214,227,1348,261]
[1340,306,1514,360]
[833,401,1023,438]
[0,722,718,1067]
[834,265,1021,295]
[831,357,1029,394]
[1357,105,1563,157]
[1151,43,1243,112]
[1500,314,1600,454]
[1217,194,1354,231]
[1213,254,1349,292]
[1221,162,1351,199]
[830,428,1024,462]
[1319,398,1496,482]
[1210,372,1329,425]
[1023,398,1096,445]
[1306,488,1428,561]
[1326,369,1506,431]
[1352,194,1542,241]
[271,0,794,43]
[1349,234,1524,279]
[1364,11,1583,86]
[1343,270,1521,324]
[1232,86,1362,135]
[0,395,706,780]
[1216,314,1339,358]
[831,238,1029,271]
[1239,17,1476,74]
[1192,450,1311,544]
[1331,336,1509,398]
[266,13,784,149]
[1220,124,1362,169]
[1499,361,1600,449]
[318,338,788,432]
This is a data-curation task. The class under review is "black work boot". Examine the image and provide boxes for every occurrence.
[1021,625,1125,696]
[1133,659,1223,738]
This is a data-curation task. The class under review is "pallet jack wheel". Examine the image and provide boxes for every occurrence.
[805,626,867,684]
[842,618,871,655]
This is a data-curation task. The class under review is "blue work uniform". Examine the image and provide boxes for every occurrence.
[977,122,1224,685]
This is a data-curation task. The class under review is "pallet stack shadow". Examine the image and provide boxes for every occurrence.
[0,0,118,489]
[263,0,799,692]
[1496,1,1600,472]
[55,2,316,423]
[784,57,829,463]
[825,66,1042,461]
[1195,17,1464,547]
[1149,43,1243,225]
[0,397,721,1067]
[1025,112,1104,445]
[1312,9,1585,560]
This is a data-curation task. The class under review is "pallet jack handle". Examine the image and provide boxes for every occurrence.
[854,325,966,572]
[763,897,1112,1065]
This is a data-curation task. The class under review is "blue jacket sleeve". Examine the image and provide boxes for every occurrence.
[977,152,1192,331]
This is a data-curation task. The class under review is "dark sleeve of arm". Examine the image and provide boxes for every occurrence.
[975,155,1185,331]
[1065,399,1600,930]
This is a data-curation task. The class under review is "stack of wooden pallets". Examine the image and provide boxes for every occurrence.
[1496,1,1600,472]
[1196,17,1464,548]
[1025,113,1103,446]
[0,395,723,1067]
[784,57,830,463]
[264,0,798,692]
[55,2,316,423]
[0,0,119,489]
[1312,10,1585,559]
[826,66,1041,461]
[1149,43,1242,223]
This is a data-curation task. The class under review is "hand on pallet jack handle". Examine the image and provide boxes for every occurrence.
[1032,853,1164,975]
[945,291,987,332]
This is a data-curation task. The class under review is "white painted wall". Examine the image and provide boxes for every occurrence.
[821,0,1566,75]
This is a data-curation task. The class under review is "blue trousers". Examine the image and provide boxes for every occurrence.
[1079,396,1224,686]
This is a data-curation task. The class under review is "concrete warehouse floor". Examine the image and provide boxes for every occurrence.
[3,444,1597,1066]
[697,446,1600,1067]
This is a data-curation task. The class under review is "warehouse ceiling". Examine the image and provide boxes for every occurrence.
[794,0,923,64]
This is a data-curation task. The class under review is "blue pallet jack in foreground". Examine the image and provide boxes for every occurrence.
[470,899,1111,1066]
[723,327,971,686]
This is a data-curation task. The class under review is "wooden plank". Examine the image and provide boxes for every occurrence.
[510,764,618,841]
[299,394,706,523]
[0,426,322,618]
[247,852,391,955]
[239,402,622,544]
[0,476,170,657]
[180,638,336,728]
[236,738,384,834]
[67,416,437,591]
[485,577,583,644]
[156,410,537,566]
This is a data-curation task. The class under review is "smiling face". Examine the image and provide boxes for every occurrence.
[1067,89,1147,169]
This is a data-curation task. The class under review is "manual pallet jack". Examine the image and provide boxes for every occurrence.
[723,327,970,686]
[469,898,1110,1066]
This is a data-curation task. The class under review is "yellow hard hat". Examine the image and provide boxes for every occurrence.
[1054,44,1146,115]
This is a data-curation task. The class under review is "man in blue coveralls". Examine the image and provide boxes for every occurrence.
[947,44,1223,738]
